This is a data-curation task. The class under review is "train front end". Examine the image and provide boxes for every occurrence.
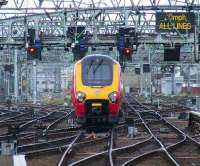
[71,55,123,125]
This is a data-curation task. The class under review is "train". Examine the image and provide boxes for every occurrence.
[71,54,123,125]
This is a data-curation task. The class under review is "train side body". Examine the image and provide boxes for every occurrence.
[71,54,123,125]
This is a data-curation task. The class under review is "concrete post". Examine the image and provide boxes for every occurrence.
[14,48,18,102]
[33,60,37,104]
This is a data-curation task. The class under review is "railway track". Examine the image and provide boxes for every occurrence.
[126,95,200,166]
[0,96,199,166]
[0,105,76,149]
[51,95,200,166]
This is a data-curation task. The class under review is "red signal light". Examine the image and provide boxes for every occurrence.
[27,46,42,60]
[125,48,130,54]
[123,48,133,56]
[27,47,37,55]
[30,48,35,52]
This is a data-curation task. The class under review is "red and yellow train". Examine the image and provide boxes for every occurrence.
[71,54,123,125]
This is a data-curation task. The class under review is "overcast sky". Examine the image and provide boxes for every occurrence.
[0,0,198,18]
[3,0,197,9]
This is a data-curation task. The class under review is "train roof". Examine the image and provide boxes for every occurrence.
[81,54,119,64]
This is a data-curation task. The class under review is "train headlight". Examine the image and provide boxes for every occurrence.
[108,92,118,103]
[76,91,86,102]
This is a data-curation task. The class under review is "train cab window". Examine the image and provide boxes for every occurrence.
[82,58,113,86]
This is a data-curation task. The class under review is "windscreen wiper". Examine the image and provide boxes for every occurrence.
[93,59,104,74]
[87,59,94,74]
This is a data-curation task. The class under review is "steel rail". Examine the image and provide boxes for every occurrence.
[19,111,56,131]
[68,151,108,166]
[24,146,67,158]
[113,136,153,152]
[126,97,180,166]
[68,137,162,166]
[18,135,77,153]
[122,149,163,166]
[109,129,114,166]
[128,96,200,163]
[68,125,153,166]
[44,110,73,132]
[66,131,112,166]
[0,112,32,123]
[57,131,82,166]
[0,127,80,143]
[17,130,78,143]
[0,111,20,119]
[141,98,200,147]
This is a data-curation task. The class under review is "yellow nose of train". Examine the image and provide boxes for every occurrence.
[71,54,123,125]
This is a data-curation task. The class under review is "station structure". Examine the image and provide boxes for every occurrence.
[1,1,200,166]
[0,0,199,103]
